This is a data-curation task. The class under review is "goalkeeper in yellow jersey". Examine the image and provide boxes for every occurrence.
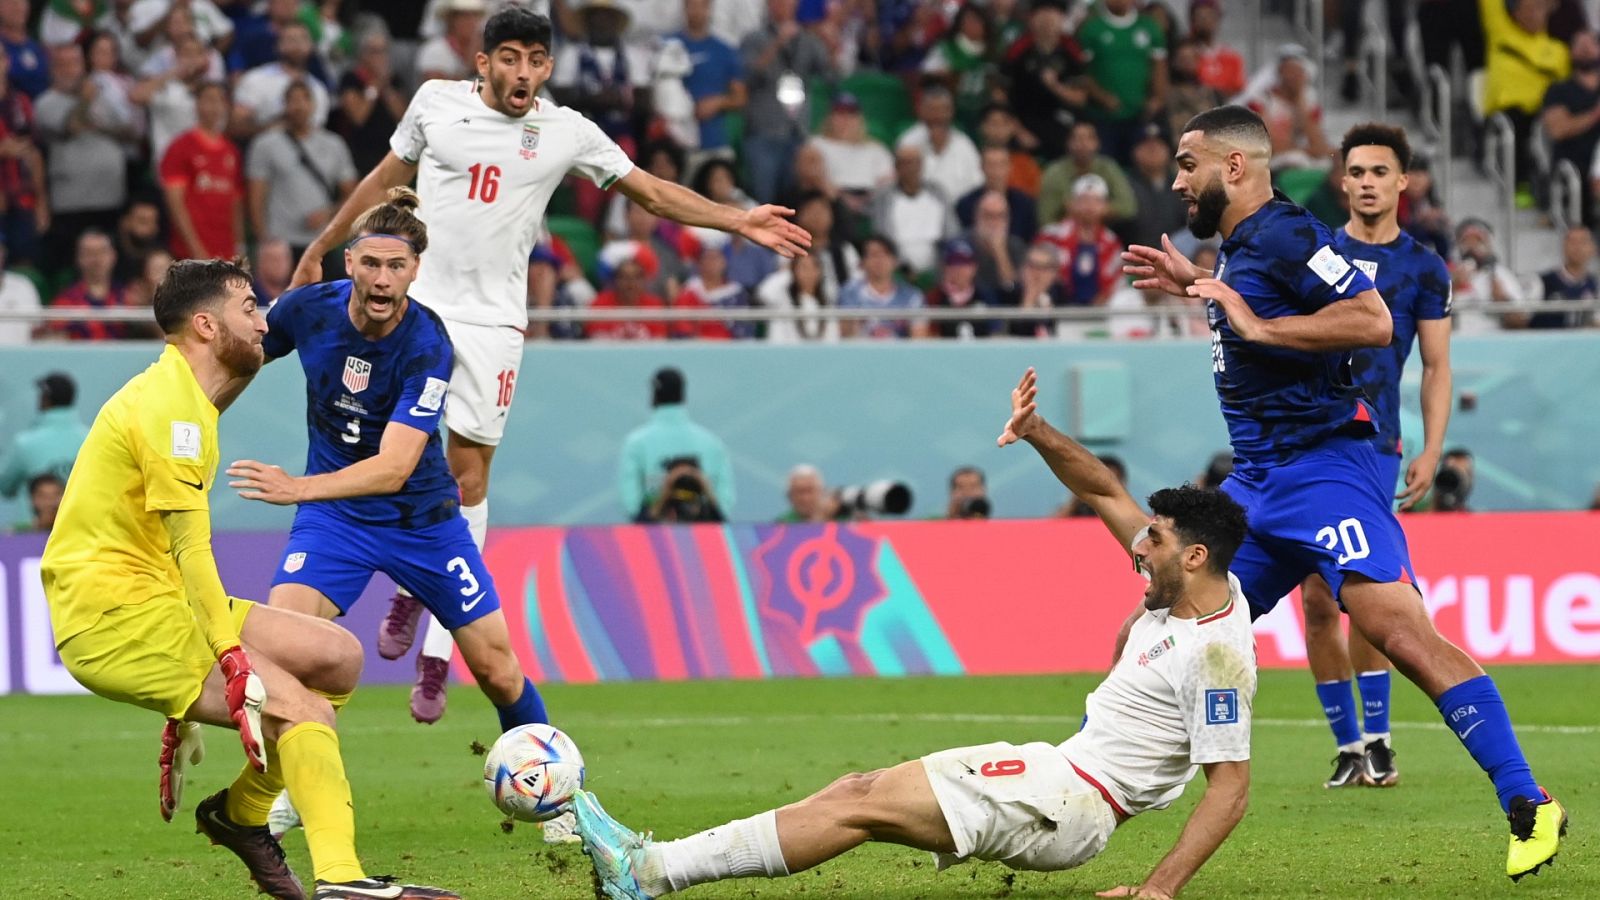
[40,258,457,900]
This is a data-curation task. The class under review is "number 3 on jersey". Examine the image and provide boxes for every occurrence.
[467,163,501,203]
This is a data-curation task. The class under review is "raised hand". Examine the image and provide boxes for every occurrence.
[997,367,1040,447]
[735,205,813,258]
[1123,234,1202,298]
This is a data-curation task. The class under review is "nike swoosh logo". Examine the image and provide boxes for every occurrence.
[1335,271,1357,292]
[1456,720,1484,741]
[409,407,440,417]
[178,477,203,490]
[322,884,402,899]
[461,592,485,613]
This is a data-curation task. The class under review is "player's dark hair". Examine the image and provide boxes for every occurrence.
[351,186,429,255]
[1340,122,1412,171]
[1181,105,1270,147]
[153,258,253,335]
[483,7,552,54]
[1146,485,1248,575]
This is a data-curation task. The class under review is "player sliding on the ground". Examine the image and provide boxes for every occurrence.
[225,190,554,828]
[289,8,811,744]
[574,367,1255,900]
[1123,104,1566,880]
[40,259,456,900]
[1300,123,1453,790]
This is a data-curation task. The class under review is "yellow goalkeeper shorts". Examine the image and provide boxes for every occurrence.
[57,594,255,719]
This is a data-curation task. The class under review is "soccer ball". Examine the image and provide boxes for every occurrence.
[483,723,586,822]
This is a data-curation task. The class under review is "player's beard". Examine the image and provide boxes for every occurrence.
[216,325,264,378]
[1143,560,1184,611]
[1187,180,1229,240]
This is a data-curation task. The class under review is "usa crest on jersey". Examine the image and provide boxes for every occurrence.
[343,356,372,393]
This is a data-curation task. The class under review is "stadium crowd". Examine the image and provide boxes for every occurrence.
[0,0,1596,343]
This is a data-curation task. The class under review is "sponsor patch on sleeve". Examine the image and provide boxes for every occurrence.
[1204,688,1239,724]
[418,377,448,412]
[171,421,201,459]
[1306,245,1353,286]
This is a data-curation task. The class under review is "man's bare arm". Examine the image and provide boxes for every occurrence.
[1140,760,1250,896]
[291,151,419,286]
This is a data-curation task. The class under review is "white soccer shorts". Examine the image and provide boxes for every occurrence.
[439,319,525,446]
[922,741,1117,872]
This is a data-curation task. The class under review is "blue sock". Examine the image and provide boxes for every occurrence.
[1315,680,1362,748]
[495,677,549,732]
[1356,669,1391,736]
[1436,675,1540,813]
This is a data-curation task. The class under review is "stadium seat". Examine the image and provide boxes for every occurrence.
[545,215,600,281]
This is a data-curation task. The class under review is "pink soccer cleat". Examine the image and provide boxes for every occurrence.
[410,655,449,724]
[377,593,425,660]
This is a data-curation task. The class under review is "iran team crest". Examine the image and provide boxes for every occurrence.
[521,123,540,159]
[343,356,372,393]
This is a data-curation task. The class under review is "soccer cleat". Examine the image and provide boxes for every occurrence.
[195,789,306,900]
[1323,750,1368,788]
[377,593,426,660]
[572,791,653,900]
[268,790,302,841]
[1361,738,1399,787]
[542,809,582,845]
[410,654,449,724]
[1507,789,1568,882]
[312,876,459,899]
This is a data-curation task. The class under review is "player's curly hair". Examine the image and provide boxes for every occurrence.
[351,186,428,255]
[1146,485,1249,575]
[1340,122,1412,171]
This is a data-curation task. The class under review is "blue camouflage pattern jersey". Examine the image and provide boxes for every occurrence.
[1211,195,1378,467]
[1332,228,1452,457]
[264,280,460,528]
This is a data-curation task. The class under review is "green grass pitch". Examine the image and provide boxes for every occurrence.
[2,666,1594,898]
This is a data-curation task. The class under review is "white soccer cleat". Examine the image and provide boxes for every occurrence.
[541,809,581,845]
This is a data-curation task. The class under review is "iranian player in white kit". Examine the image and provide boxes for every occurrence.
[289,9,809,720]
[574,368,1257,900]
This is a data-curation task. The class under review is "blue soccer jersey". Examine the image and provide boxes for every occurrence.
[1210,196,1378,468]
[263,280,460,528]
[1333,229,1452,457]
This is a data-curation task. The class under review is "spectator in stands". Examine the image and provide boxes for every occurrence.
[758,251,837,343]
[416,0,487,83]
[36,42,130,272]
[549,0,651,152]
[232,20,330,138]
[674,0,746,173]
[1197,450,1234,490]
[1058,454,1126,516]
[808,92,894,216]
[588,256,670,340]
[1238,44,1332,173]
[872,0,942,72]
[1531,226,1598,328]
[1037,120,1137,229]
[618,367,735,521]
[0,0,47,99]
[331,31,408,175]
[999,0,1089,157]
[1035,173,1124,337]
[159,80,241,260]
[0,232,39,344]
[83,31,141,163]
[871,143,955,276]
[527,235,599,341]
[0,43,47,268]
[976,103,1043,194]
[739,0,834,203]
[897,84,984,207]
[1543,30,1600,224]
[1009,242,1067,337]
[248,79,356,267]
[673,238,756,339]
[1426,447,1476,512]
[781,142,837,206]
[778,464,832,522]
[1079,0,1168,163]
[944,465,990,519]
[47,229,133,341]
[1125,121,1188,249]
[1337,0,1417,105]
[921,2,996,130]
[137,1,229,81]
[124,248,172,326]
[609,199,688,299]
[0,372,88,499]
[956,144,1037,242]
[1417,0,1485,79]
[1451,217,1528,332]
[18,472,63,533]
[925,237,1002,338]
[838,234,927,338]
[133,33,212,167]
[1188,0,1243,95]
[965,189,1027,297]
[792,191,860,300]
[1165,38,1222,143]
[111,197,162,284]
[1482,0,1570,195]
[254,238,294,304]
[1400,153,1453,257]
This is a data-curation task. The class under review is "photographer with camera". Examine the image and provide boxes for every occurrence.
[1427,447,1476,513]
[618,368,736,522]
[943,465,991,520]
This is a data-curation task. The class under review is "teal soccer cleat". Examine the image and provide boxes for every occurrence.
[572,791,652,900]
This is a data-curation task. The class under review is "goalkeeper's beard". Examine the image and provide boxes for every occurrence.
[216,325,264,378]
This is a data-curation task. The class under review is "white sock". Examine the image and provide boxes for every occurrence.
[462,499,488,550]
[642,811,788,894]
[1363,732,1391,745]
[1338,740,1364,754]
[421,501,488,661]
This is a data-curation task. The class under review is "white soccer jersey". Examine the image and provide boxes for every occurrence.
[1059,573,1256,817]
[390,80,635,328]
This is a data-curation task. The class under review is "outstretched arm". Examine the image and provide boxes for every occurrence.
[290,151,418,287]
[997,367,1147,555]
[615,168,812,258]
[228,420,429,504]
[1098,760,1250,899]
[1192,280,1392,351]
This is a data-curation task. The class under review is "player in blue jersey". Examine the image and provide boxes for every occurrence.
[1123,105,1566,881]
[1304,123,1454,790]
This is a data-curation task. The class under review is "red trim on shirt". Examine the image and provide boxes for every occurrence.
[1197,596,1235,625]
[1068,761,1130,818]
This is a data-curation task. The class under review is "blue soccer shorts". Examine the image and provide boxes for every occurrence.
[271,506,501,630]
[1222,437,1417,619]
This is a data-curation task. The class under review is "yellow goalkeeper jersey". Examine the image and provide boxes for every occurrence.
[41,344,220,646]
